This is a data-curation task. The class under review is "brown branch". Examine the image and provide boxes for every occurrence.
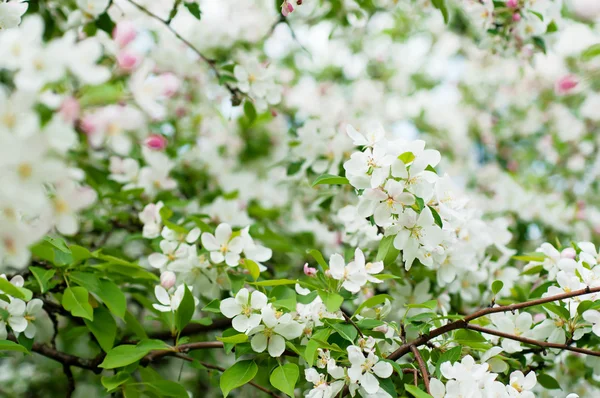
[125,0,243,104]
[410,345,430,393]
[342,312,364,338]
[142,341,225,364]
[467,325,600,357]
[64,365,75,398]
[402,368,418,386]
[7,335,105,373]
[146,318,232,340]
[388,285,599,361]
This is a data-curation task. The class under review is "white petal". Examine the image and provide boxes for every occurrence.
[220,297,243,318]
[186,228,201,243]
[215,223,232,244]
[372,361,392,378]
[154,286,171,306]
[201,233,220,251]
[267,334,286,357]
[251,333,268,353]
[360,371,380,394]
[148,253,168,269]
[250,291,268,309]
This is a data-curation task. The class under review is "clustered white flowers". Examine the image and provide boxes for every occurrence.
[430,356,537,398]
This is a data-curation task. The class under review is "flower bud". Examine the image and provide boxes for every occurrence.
[303,263,317,277]
[160,73,180,97]
[561,247,576,259]
[555,75,578,95]
[145,134,168,150]
[507,0,519,8]
[281,0,294,16]
[160,271,177,290]
[59,97,80,123]
[117,51,142,71]
[512,13,521,22]
[113,21,137,48]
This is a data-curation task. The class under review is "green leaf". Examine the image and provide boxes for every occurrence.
[398,152,415,163]
[202,299,222,313]
[354,294,394,316]
[79,83,124,107]
[146,380,189,397]
[546,20,558,33]
[318,290,344,312]
[220,360,258,397]
[252,279,297,286]
[355,319,385,329]
[70,245,92,264]
[95,12,116,34]
[101,371,131,392]
[305,329,331,366]
[491,280,504,296]
[544,303,570,320]
[431,0,449,23]
[99,340,170,369]
[308,249,329,270]
[175,285,195,333]
[125,311,148,339]
[84,307,117,352]
[375,235,400,266]
[311,174,350,187]
[430,206,443,228]
[537,373,561,389]
[217,333,248,344]
[243,100,257,124]
[532,36,547,54]
[184,2,202,19]
[0,340,29,353]
[406,300,438,310]
[405,384,433,398]
[578,300,594,316]
[270,363,299,397]
[241,259,260,281]
[62,287,94,321]
[0,278,32,300]
[513,252,546,262]
[330,322,358,343]
[582,43,600,61]
[29,266,55,293]
[97,280,127,319]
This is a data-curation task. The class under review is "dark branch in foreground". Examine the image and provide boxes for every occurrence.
[410,345,430,393]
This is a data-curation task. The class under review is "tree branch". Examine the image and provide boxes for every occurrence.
[146,318,232,340]
[388,285,600,361]
[125,0,243,104]
[466,325,600,357]
[342,312,364,338]
[410,345,430,393]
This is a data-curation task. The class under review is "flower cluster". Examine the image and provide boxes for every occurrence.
[430,356,537,398]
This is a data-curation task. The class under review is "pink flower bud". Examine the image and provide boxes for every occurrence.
[533,313,547,323]
[556,75,578,95]
[160,271,177,290]
[304,263,317,277]
[59,97,80,123]
[561,248,576,259]
[145,134,168,150]
[113,21,137,48]
[507,0,519,8]
[512,13,521,22]
[281,0,294,16]
[160,73,180,97]
[117,51,142,71]
[80,115,97,135]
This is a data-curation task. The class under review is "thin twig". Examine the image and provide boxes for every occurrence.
[63,365,75,398]
[146,318,232,340]
[410,345,430,393]
[402,368,418,386]
[125,0,243,104]
[388,285,600,361]
[467,325,600,357]
[342,312,364,338]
